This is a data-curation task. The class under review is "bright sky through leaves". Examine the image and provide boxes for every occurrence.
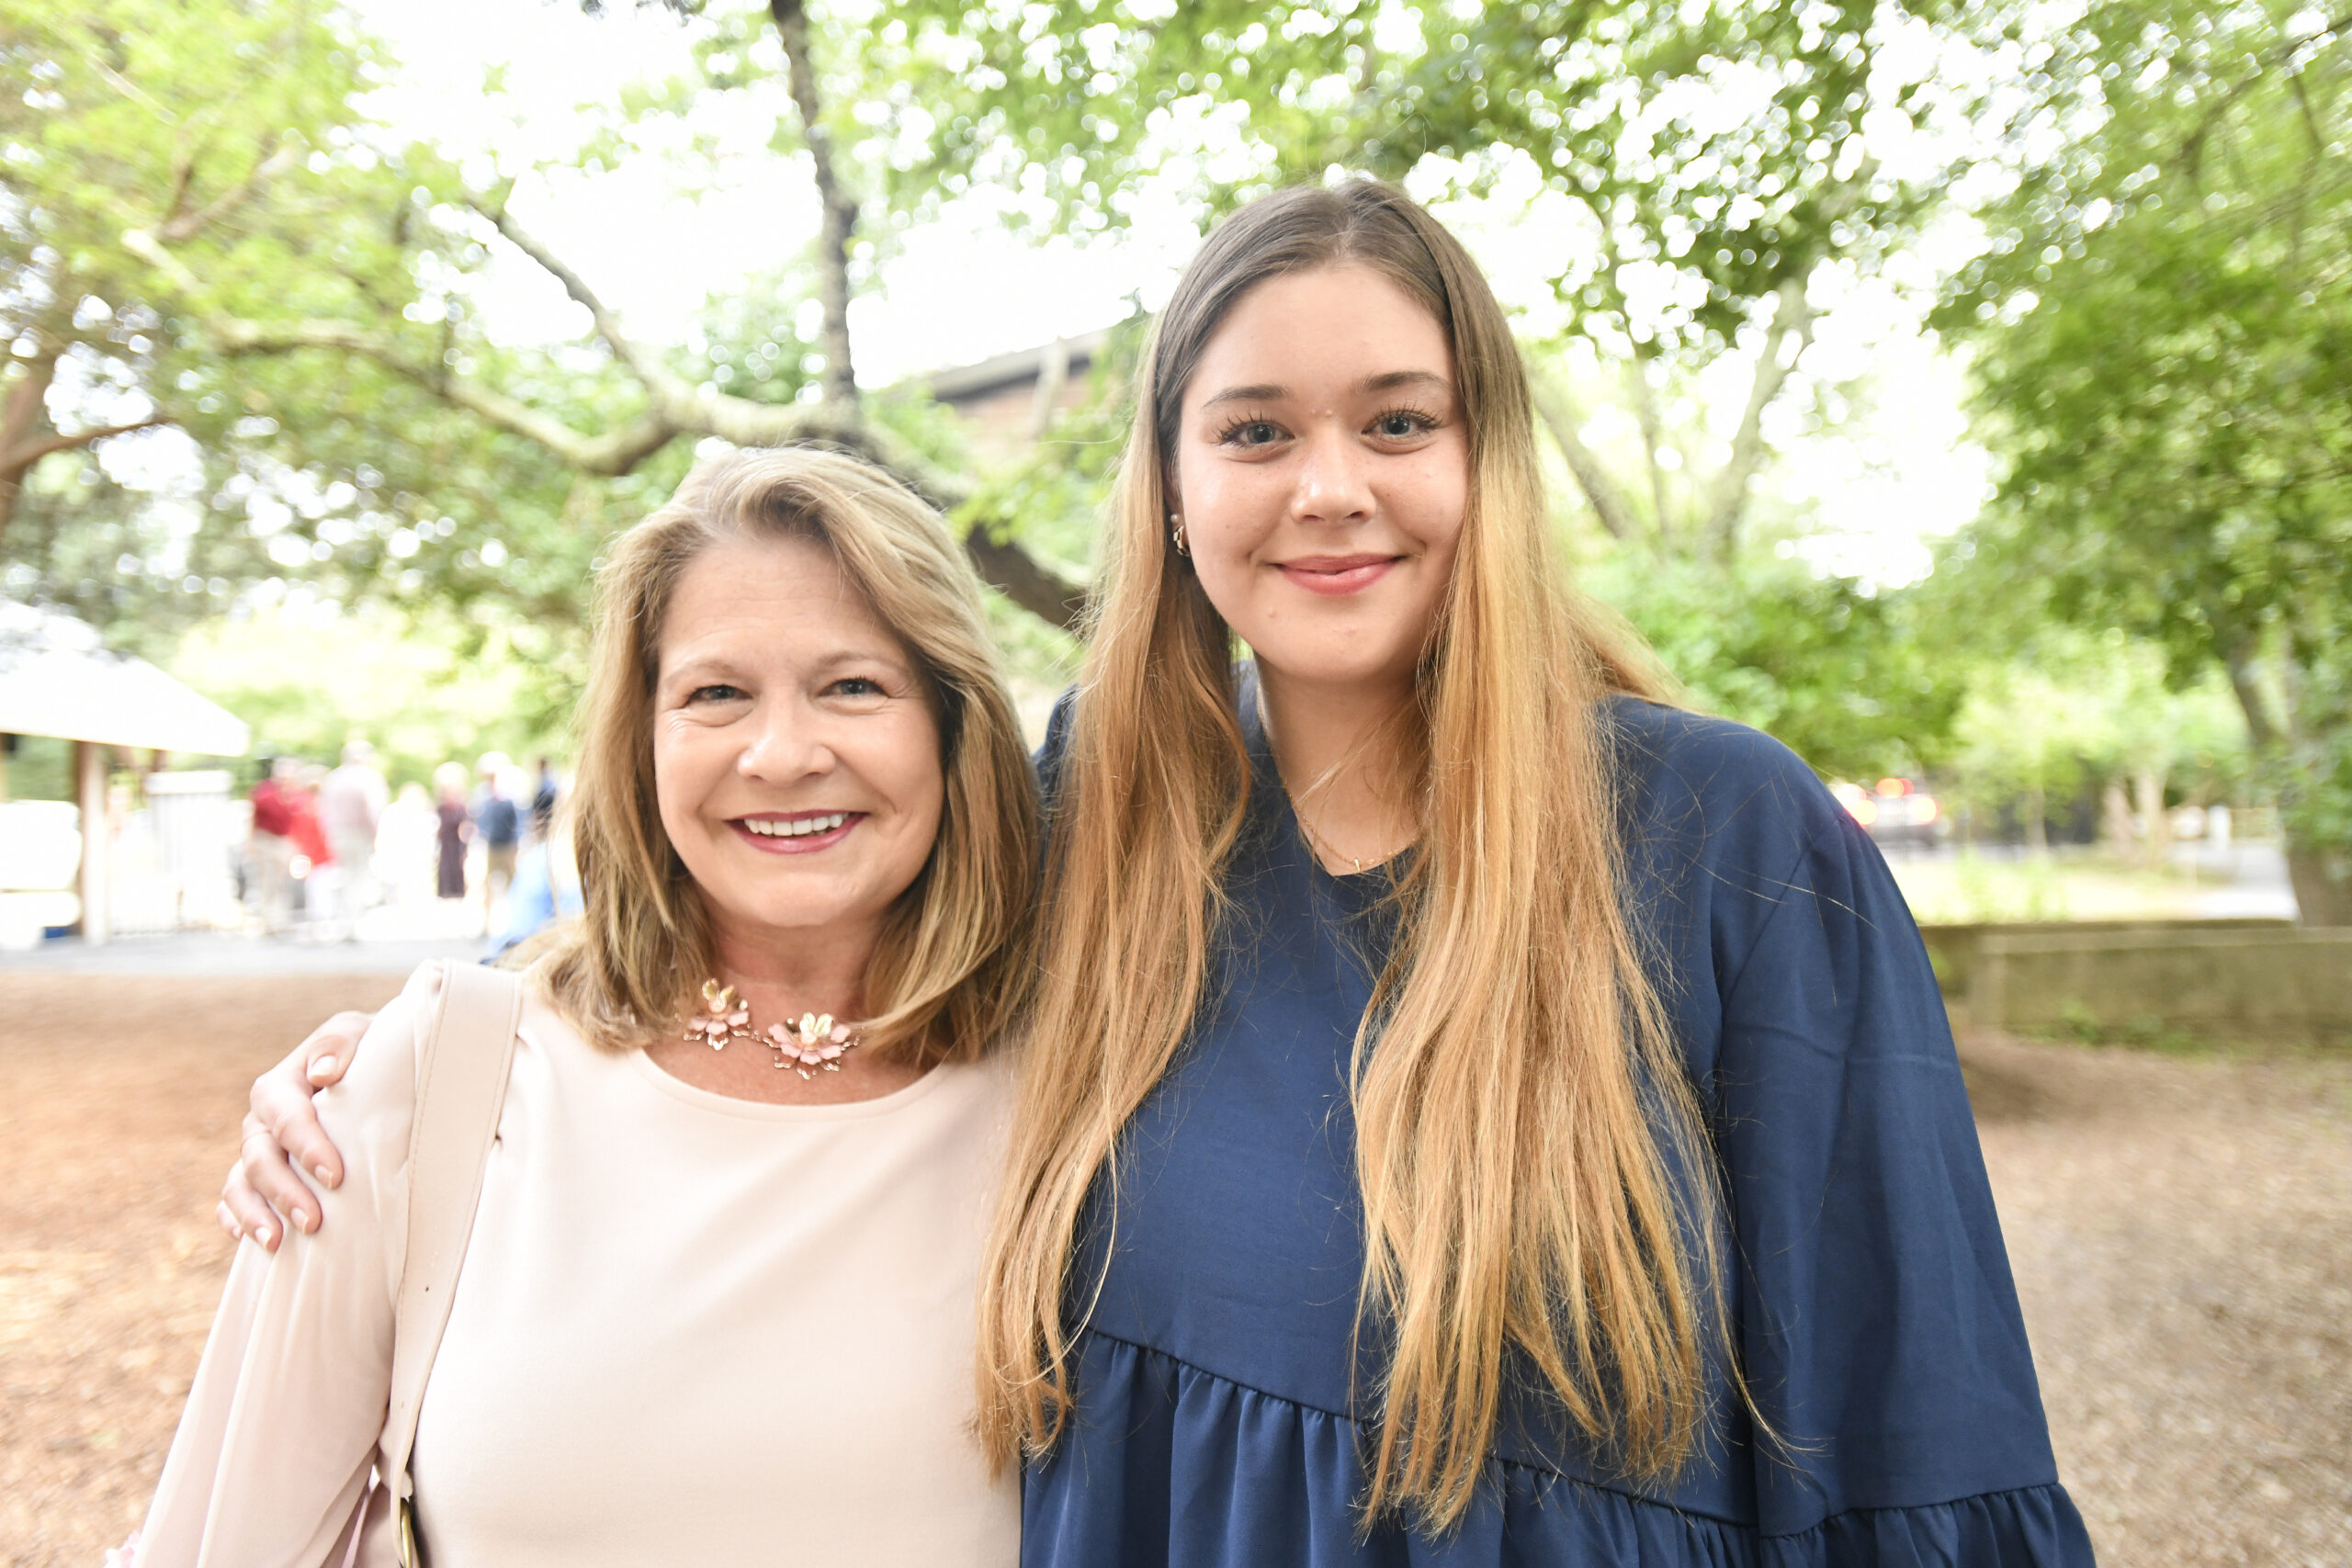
[350,0,1989,583]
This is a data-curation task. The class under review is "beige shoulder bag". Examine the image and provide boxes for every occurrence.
[339,961,525,1568]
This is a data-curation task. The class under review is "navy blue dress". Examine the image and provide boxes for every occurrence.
[1023,679,2096,1566]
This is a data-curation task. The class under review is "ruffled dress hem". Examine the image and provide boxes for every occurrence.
[1026,1332,2096,1566]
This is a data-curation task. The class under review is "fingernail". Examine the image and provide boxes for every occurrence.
[257,1226,274,1247]
[293,1210,314,1234]
[311,1056,338,1079]
[312,1163,335,1186]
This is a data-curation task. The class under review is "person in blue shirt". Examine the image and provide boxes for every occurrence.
[223,180,2092,1564]
[976,181,2095,1564]
[487,816,582,960]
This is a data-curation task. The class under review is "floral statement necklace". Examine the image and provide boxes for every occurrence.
[684,979,859,1078]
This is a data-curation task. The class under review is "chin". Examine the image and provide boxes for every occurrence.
[731,890,866,939]
[1252,642,1419,692]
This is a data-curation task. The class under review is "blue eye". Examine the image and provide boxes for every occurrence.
[828,677,885,698]
[688,683,746,704]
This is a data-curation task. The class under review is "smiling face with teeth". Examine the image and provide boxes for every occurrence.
[651,534,945,968]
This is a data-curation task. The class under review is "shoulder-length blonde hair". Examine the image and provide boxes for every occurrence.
[535,446,1037,1066]
[978,181,1719,1524]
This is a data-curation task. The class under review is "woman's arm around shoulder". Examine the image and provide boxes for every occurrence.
[137,964,445,1568]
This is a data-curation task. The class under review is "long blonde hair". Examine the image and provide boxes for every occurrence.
[977,182,1719,1525]
[537,446,1037,1065]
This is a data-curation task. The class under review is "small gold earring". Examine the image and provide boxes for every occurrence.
[1168,512,1189,557]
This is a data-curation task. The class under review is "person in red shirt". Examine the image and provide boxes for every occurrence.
[285,764,333,932]
[246,760,299,934]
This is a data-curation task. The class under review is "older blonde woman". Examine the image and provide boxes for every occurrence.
[134,448,1035,1566]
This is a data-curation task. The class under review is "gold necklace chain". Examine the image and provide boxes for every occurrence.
[1286,794,1412,875]
[683,979,860,1079]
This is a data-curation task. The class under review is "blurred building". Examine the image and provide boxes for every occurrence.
[0,603,250,947]
[924,329,1114,460]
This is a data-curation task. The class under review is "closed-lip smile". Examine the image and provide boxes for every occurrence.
[1275,554,1398,596]
[729,810,864,852]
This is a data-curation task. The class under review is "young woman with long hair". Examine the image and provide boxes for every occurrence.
[222,182,2091,1563]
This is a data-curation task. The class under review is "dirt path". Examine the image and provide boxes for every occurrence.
[1963,1032,2352,1565]
[0,975,409,1567]
[2,975,2346,1564]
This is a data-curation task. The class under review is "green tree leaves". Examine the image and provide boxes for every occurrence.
[1940,0,2352,919]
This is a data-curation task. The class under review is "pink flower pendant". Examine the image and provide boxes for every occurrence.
[684,982,859,1077]
[684,980,752,1048]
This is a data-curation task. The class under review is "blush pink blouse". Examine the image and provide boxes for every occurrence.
[135,965,1019,1567]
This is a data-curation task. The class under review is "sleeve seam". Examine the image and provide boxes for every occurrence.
[1713,814,1851,1015]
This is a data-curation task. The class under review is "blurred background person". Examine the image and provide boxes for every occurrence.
[472,753,522,928]
[490,808,582,960]
[245,758,297,935]
[287,764,333,937]
[376,782,440,911]
[318,740,389,941]
[529,754,561,844]
[433,763,471,908]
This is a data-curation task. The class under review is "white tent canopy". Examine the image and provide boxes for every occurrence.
[0,603,249,757]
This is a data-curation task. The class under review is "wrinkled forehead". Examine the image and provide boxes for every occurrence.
[654,533,882,663]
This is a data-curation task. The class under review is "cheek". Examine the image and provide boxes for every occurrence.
[899,733,949,840]
[859,711,947,839]
[650,725,719,846]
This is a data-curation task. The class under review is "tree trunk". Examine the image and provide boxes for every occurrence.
[2101,782,2138,859]
[2132,767,2171,874]
[1701,272,1815,563]
[2285,844,2352,926]
[770,0,859,406]
[1530,375,1636,541]
[0,347,62,552]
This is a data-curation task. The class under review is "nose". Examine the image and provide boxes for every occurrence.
[735,694,836,783]
[1289,423,1375,527]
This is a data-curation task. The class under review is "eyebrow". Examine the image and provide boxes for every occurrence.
[1199,368,1451,408]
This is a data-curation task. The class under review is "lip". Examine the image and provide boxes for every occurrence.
[727,810,865,855]
[1274,555,1398,596]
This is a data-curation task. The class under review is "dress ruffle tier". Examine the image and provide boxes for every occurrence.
[1027,1333,2092,1568]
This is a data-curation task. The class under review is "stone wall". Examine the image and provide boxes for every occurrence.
[1919,918,2294,999]
[1962,926,2352,1039]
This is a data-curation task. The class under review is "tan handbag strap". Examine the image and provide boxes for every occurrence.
[381,962,525,1498]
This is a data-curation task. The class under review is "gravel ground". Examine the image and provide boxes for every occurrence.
[2,973,2346,1565]
[0,975,410,1566]
[1964,1032,2352,1564]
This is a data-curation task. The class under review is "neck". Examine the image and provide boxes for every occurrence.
[707,918,878,1022]
[1255,664,1421,872]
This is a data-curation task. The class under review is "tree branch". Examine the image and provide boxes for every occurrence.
[211,317,677,475]
[1597,225,1677,546]
[465,196,688,400]
[770,0,860,405]
[1624,351,1677,548]
[2180,8,2352,181]
[0,348,170,547]
[960,522,1090,629]
[2,344,61,457]
[210,317,1090,625]
[1702,272,1816,561]
[1,416,170,473]
[157,141,300,243]
[1529,374,1635,541]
